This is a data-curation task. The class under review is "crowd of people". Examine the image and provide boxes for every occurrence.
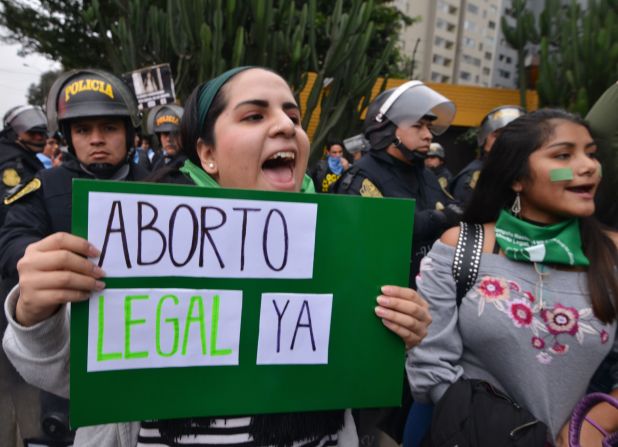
[0,65,617,447]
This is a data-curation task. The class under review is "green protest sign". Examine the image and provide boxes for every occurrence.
[70,179,415,427]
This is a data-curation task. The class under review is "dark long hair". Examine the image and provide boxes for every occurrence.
[464,108,618,323]
[179,81,229,166]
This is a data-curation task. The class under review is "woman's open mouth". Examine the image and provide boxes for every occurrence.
[261,151,296,188]
[566,184,595,198]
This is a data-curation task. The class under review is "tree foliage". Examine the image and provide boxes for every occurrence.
[26,69,63,106]
[536,0,618,115]
[1,0,411,162]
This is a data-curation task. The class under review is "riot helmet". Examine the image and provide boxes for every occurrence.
[149,105,183,134]
[147,104,183,155]
[363,81,455,162]
[2,105,48,151]
[46,69,141,177]
[427,142,446,159]
[3,105,47,134]
[477,105,525,148]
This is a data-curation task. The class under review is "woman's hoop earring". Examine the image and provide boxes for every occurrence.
[511,192,521,216]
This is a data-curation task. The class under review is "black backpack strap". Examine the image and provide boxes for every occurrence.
[452,222,485,307]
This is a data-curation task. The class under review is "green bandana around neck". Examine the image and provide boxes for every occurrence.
[494,209,589,266]
[179,159,315,194]
[179,159,220,188]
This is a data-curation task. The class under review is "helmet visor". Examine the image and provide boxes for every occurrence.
[379,82,456,135]
[8,107,47,134]
[477,106,525,146]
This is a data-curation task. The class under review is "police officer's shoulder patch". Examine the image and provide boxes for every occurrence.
[469,170,481,190]
[4,178,41,205]
[438,176,455,200]
[2,168,21,187]
[359,178,383,197]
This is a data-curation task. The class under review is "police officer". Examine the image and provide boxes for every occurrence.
[0,105,48,225]
[335,81,461,285]
[450,105,525,204]
[148,104,185,171]
[0,68,149,292]
[0,69,148,445]
[425,142,452,188]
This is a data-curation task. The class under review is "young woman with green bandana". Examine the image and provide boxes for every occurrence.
[407,109,618,445]
[4,67,432,446]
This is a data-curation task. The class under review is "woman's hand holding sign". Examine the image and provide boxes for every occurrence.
[375,285,431,349]
[16,232,105,327]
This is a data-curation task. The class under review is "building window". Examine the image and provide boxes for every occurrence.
[437,0,449,13]
[488,20,496,29]
[462,54,481,67]
[437,0,458,14]
[467,3,479,14]
[464,20,477,32]
[460,71,471,81]
[463,37,476,48]
[485,51,492,60]
[498,69,511,79]
[482,67,491,75]
[433,54,452,67]
[431,71,442,82]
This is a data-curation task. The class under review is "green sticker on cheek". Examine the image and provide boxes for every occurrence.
[550,168,574,182]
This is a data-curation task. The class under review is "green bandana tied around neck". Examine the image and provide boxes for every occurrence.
[179,159,315,193]
[495,209,589,266]
[179,159,221,188]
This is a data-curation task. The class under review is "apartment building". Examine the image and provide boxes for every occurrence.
[395,0,519,88]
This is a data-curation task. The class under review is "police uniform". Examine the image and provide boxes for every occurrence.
[0,155,148,283]
[449,157,483,205]
[0,138,44,226]
[336,150,457,286]
[430,163,453,191]
[150,151,186,172]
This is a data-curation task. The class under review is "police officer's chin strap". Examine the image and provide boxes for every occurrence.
[393,137,427,164]
[81,162,130,180]
[17,138,45,153]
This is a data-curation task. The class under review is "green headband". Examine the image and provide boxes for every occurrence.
[197,66,253,131]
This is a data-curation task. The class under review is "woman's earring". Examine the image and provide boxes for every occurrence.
[511,192,521,216]
[208,162,215,169]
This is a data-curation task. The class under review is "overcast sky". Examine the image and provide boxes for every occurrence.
[0,39,60,122]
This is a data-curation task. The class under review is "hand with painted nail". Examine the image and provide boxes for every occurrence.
[375,285,432,350]
[16,232,105,327]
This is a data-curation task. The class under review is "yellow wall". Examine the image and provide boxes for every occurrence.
[298,73,539,140]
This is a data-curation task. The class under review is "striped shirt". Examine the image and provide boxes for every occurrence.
[137,417,339,447]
